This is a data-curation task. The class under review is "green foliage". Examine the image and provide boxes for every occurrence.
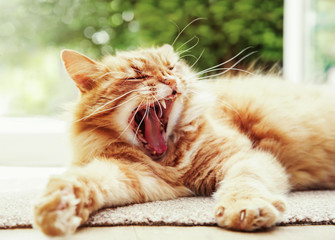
[0,0,283,116]
[16,0,283,69]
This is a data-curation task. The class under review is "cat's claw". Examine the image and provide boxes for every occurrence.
[214,196,286,231]
[215,206,225,218]
[240,209,246,222]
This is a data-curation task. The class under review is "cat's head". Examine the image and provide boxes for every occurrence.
[62,44,195,159]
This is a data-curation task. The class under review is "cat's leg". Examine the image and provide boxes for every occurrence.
[33,159,190,236]
[214,150,289,231]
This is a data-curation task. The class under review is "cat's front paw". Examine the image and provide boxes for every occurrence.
[214,195,286,231]
[33,180,83,236]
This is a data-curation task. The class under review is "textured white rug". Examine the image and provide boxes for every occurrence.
[1,167,335,229]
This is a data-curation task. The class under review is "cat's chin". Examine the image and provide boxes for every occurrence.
[129,94,177,158]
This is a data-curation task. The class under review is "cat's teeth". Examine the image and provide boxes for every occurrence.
[160,99,166,109]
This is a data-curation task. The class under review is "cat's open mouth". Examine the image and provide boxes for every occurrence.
[129,95,176,158]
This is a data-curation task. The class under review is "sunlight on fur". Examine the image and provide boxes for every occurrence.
[33,44,335,236]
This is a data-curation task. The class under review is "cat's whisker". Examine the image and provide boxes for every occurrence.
[196,51,258,80]
[145,98,150,118]
[196,68,257,79]
[196,67,255,76]
[73,93,140,123]
[152,102,159,121]
[180,54,198,60]
[190,49,205,69]
[176,36,198,52]
[152,95,163,118]
[118,99,145,139]
[169,19,180,33]
[171,17,206,46]
[95,95,138,115]
[197,47,254,75]
[176,36,200,55]
[133,99,149,142]
[86,96,138,121]
[197,72,232,80]
[178,37,200,56]
[90,88,141,116]
[156,93,168,103]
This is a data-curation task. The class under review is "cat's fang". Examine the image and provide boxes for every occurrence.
[160,99,167,109]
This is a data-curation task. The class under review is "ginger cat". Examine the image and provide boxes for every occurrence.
[33,44,335,236]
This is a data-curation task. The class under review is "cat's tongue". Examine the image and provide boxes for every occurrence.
[144,108,167,155]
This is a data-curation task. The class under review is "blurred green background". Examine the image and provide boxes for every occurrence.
[1,0,284,116]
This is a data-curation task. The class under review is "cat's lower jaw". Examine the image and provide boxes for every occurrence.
[214,194,286,231]
[33,181,84,236]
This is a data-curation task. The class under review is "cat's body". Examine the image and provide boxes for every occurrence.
[34,45,335,236]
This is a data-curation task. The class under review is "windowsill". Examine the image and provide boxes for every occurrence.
[0,117,72,167]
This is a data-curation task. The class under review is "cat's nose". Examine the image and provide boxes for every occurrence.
[163,76,177,92]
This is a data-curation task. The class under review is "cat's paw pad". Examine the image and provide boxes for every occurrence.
[214,197,286,231]
[33,184,82,236]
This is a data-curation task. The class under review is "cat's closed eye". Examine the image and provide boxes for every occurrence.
[128,67,150,80]
[127,75,149,80]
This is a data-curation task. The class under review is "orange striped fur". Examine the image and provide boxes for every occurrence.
[34,45,335,236]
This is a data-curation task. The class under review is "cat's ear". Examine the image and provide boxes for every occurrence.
[61,50,100,93]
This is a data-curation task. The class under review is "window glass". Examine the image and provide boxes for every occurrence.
[0,1,76,116]
[307,0,335,83]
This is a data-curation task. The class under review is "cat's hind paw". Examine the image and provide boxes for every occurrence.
[214,196,286,231]
[33,183,82,236]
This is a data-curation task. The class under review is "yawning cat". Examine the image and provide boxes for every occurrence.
[33,44,335,236]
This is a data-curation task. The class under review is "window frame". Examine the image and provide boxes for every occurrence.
[283,0,307,83]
